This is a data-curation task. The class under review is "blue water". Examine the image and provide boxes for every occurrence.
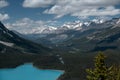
[0,64,64,80]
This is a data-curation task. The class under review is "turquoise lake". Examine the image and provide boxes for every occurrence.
[0,64,64,80]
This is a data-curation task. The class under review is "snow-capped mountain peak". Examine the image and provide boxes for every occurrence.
[62,21,83,30]
[92,19,105,24]
[83,21,91,26]
[6,18,120,35]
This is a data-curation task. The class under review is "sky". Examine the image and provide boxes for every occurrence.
[0,0,120,34]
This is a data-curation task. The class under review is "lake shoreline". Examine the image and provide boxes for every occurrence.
[0,63,64,80]
[32,63,65,80]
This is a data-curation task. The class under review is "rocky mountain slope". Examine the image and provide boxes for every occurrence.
[0,21,62,69]
[17,18,120,53]
[0,21,50,54]
[55,18,120,53]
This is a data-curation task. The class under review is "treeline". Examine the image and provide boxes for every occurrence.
[0,53,63,69]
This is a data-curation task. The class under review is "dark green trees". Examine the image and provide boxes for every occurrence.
[86,52,113,80]
[111,65,120,80]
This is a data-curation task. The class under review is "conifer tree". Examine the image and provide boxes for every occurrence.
[86,52,113,80]
[111,65,120,80]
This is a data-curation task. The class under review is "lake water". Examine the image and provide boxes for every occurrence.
[0,64,64,80]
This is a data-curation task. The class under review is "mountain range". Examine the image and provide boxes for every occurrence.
[0,18,120,80]
[20,18,118,35]
[17,18,120,53]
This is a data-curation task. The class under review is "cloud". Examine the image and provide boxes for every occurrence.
[71,6,120,17]
[0,0,9,8]
[44,0,120,18]
[0,13,10,21]
[23,0,120,18]
[5,18,58,34]
[23,0,55,8]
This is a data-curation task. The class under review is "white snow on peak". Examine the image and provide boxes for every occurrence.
[116,19,120,24]
[22,26,57,34]
[5,18,108,35]
[20,19,105,34]
[84,22,91,26]
[0,40,14,47]
[62,21,83,30]
[49,26,57,30]
[92,19,105,24]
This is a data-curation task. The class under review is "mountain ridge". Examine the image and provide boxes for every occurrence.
[0,21,50,54]
[19,18,120,35]
[17,18,120,53]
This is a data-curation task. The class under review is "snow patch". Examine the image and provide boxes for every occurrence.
[0,40,14,47]
[56,55,64,64]
[59,57,64,64]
